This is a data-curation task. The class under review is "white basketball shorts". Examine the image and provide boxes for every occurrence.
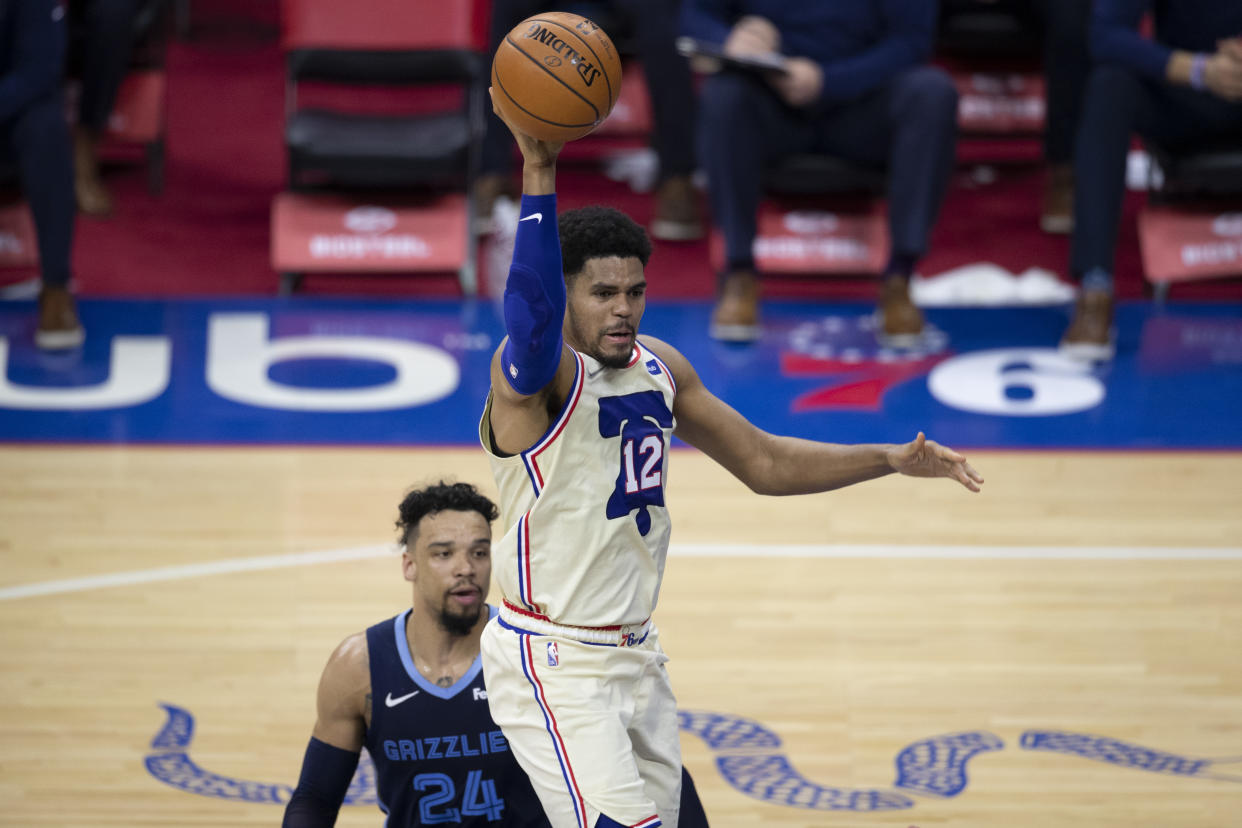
[480,615,682,828]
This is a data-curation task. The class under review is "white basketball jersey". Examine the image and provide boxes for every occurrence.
[480,341,678,628]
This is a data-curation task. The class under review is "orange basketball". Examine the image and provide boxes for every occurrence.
[491,11,622,143]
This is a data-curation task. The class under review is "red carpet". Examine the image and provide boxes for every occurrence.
[34,1,1242,302]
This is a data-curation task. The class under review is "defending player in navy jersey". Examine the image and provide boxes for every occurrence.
[479,90,985,828]
[282,481,711,827]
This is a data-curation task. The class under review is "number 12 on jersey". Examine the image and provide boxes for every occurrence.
[621,434,663,493]
[599,391,674,537]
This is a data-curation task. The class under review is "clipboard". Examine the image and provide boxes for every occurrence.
[676,36,790,76]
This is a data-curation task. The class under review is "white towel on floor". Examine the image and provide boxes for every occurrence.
[910,262,1076,306]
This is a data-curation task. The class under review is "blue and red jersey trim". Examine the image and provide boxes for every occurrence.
[521,351,585,496]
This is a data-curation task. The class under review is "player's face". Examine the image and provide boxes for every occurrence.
[403,510,492,635]
[565,256,646,369]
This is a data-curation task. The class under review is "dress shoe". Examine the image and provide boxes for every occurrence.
[709,270,760,342]
[1059,289,1115,361]
[36,286,85,350]
[876,275,924,347]
[472,173,517,235]
[74,128,114,217]
[650,176,704,242]
[1040,163,1074,235]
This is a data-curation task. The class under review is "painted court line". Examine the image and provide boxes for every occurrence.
[2,543,1240,602]
[674,544,1242,560]
[0,545,395,601]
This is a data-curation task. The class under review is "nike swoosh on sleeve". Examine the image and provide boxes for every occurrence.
[519,213,542,224]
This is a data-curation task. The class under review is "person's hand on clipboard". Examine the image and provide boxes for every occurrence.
[678,16,823,108]
[724,14,781,57]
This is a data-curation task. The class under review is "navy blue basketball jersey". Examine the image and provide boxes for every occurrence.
[364,607,549,827]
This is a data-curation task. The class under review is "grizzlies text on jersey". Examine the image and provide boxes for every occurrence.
[364,607,548,826]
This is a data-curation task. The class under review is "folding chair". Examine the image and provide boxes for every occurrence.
[1139,139,1242,302]
[936,0,1045,161]
[274,0,486,294]
[708,153,891,279]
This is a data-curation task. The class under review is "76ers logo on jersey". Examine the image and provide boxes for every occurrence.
[599,391,674,536]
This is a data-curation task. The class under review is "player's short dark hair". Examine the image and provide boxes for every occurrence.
[395,481,499,548]
[559,206,652,280]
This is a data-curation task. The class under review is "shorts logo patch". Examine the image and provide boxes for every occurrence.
[546,641,559,667]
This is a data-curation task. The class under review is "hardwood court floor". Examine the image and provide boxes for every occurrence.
[1,446,1240,827]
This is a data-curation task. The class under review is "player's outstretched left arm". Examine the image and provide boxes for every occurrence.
[644,338,983,495]
[886,431,983,492]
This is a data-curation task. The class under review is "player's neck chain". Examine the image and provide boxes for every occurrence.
[411,651,469,688]
[420,662,461,687]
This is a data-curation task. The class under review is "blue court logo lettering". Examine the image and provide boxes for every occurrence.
[145,703,1242,812]
[2,299,1239,446]
[207,313,459,412]
[0,307,463,415]
[0,335,171,410]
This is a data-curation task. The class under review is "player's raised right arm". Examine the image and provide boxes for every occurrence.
[487,89,579,453]
[496,181,565,399]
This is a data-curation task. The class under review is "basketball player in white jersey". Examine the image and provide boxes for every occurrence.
[479,93,985,828]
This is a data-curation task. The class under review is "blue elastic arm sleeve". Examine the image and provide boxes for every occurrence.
[501,194,565,395]
[281,737,360,827]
